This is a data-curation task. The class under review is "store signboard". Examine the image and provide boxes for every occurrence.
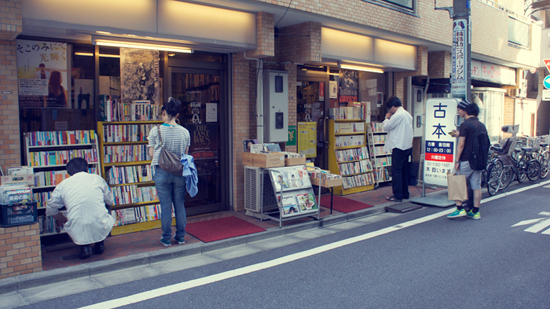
[16,39,69,108]
[543,89,550,101]
[424,98,459,187]
[451,19,467,98]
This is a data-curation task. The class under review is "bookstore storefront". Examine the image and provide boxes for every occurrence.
[14,0,258,236]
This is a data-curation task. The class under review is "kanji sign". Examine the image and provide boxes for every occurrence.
[424,98,459,187]
[451,19,467,98]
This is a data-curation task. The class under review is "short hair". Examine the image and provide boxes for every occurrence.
[39,63,45,68]
[465,102,480,117]
[66,157,89,176]
[161,97,182,119]
[384,96,402,109]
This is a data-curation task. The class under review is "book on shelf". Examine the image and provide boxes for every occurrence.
[28,148,99,167]
[99,95,161,122]
[370,122,386,133]
[38,214,65,235]
[103,145,149,163]
[109,185,158,206]
[335,135,365,147]
[25,130,96,146]
[111,204,166,227]
[328,106,365,120]
[335,147,369,162]
[334,122,365,134]
[102,123,158,143]
[341,173,374,189]
[107,165,154,185]
[338,160,373,176]
[373,167,392,182]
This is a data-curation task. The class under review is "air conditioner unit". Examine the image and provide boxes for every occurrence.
[244,166,263,212]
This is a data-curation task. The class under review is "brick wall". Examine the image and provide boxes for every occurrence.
[277,22,322,64]
[247,12,275,58]
[0,0,21,169]
[428,51,451,79]
[0,223,42,279]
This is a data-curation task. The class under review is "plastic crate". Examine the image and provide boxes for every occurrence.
[1,202,37,227]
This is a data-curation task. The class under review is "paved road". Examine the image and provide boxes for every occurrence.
[8,181,550,308]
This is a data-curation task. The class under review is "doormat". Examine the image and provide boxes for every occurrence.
[320,195,373,213]
[186,216,266,243]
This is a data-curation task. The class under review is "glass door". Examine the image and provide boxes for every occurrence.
[297,80,326,169]
[170,68,226,215]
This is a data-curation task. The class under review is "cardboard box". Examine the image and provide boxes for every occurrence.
[310,177,343,188]
[271,152,306,166]
[243,152,285,168]
[0,174,35,187]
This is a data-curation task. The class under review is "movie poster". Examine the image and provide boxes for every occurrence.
[338,70,358,104]
[120,48,160,105]
[16,40,69,108]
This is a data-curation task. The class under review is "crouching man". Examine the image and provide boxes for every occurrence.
[46,157,115,259]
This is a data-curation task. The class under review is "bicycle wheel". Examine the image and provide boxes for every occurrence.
[540,152,549,179]
[527,160,541,182]
[517,164,527,183]
[500,166,513,190]
[486,162,501,196]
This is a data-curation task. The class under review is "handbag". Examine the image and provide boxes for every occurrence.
[157,125,184,176]
[447,171,468,201]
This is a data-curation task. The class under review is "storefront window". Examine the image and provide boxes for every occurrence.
[358,71,387,122]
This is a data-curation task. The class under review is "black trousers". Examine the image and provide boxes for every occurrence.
[391,147,412,200]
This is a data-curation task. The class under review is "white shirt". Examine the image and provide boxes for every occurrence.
[382,107,413,152]
[46,172,115,245]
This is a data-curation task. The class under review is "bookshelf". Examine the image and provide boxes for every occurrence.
[24,130,100,236]
[368,123,392,186]
[97,120,163,236]
[328,119,375,195]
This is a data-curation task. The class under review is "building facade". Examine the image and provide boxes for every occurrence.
[0,0,542,239]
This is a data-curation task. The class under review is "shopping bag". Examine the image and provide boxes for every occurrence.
[447,172,468,201]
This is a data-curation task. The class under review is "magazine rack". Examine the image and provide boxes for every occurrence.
[265,165,320,227]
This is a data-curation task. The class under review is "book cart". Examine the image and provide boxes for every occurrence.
[24,130,100,237]
[309,168,343,215]
[263,165,320,228]
[368,123,392,187]
[97,121,162,235]
[327,118,375,195]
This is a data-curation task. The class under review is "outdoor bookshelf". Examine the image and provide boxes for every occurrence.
[97,120,164,235]
[368,122,392,187]
[24,130,100,236]
[328,119,375,195]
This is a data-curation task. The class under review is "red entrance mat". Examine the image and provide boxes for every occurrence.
[320,195,373,213]
[186,216,266,243]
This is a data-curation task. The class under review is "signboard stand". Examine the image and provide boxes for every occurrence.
[410,98,460,208]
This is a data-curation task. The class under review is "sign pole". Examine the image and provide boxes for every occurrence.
[451,0,471,101]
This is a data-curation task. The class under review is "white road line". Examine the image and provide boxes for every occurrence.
[79,179,550,309]
[511,218,544,227]
[524,218,550,233]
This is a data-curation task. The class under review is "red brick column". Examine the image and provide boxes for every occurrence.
[0,223,42,279]
[0,0,22,168]
[278,22,322,64]
[247,12,275,58]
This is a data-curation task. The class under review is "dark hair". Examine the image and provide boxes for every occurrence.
[162,97,181,119]
[384,96,402,109]
[39,63,45,68]
[49,71,62,87]
[66,157,89,176]
[465,102,480,117]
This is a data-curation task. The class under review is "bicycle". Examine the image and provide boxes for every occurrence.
[532,138,549,179]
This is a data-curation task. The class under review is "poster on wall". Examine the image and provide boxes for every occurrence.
[338,70,358,105]
[297,122,317,158]
[120,48,160,105]
[16,40,69,108]
[188,123,218,156]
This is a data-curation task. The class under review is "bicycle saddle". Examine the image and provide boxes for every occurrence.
[490,145,504,153]
[541,143,548,148]
[521,146,533,152]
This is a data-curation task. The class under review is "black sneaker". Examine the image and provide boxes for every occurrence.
[79,245,92,259]
[173,236,185,245]
[93,241,105,255]
[160,237,171,247]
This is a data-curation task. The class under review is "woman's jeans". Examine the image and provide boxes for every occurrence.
[154,167,187,239]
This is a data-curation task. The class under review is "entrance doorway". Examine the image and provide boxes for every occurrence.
[170,68,227,215]
[297,80,326,169]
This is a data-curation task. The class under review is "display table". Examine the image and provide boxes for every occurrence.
[310,177,343,215]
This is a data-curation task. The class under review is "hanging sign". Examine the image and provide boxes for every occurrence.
[544,76,550,90]
[451,19,467,98]
[424,98,459,187]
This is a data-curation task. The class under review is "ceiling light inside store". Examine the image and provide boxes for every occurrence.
[168,53,176,57]
[74,52,120,58]
[96,31,112,35]
[94,39,193,53]
[339,64,384,73]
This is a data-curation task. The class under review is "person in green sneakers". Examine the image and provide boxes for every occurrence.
[447,102,486,220]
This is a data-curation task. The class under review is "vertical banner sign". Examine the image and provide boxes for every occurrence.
[424,98,459,187]
[16,40,68,108]
[451,19,467,98]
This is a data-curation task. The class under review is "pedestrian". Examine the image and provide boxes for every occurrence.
[450,99,472,210]
[383,96,413,202]
[147,97,191,247]
[46,157,115,259]
[447,102,487,220]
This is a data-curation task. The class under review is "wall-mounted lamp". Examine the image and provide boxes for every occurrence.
[339,62,384,73]
[93,38,193,54]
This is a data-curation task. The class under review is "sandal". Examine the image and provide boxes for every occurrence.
[386,196,402,202]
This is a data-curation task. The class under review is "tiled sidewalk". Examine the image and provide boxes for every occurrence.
[41,184,441,271]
